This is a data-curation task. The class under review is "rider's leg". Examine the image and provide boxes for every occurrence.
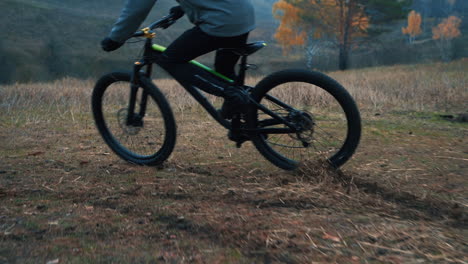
[161,27,218,63]
[157,26,247,84]
[153,26,250,118]
[152,27,224,95]
[214,33,249,80]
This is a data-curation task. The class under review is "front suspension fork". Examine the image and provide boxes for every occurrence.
[126,62,152,126]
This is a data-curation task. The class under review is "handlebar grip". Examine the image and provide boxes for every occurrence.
[132,31,145,37]
[170,6,185,20]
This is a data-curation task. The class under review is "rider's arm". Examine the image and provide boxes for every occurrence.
[108,0,157,43]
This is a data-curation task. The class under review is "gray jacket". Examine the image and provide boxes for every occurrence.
[109,0,255,43]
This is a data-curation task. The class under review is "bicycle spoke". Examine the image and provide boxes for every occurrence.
[252,78,356,168]
[100,81,167,157]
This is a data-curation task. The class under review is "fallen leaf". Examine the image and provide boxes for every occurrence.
[46,259,59,264]
[79,144,92,150]
[322,232,340,242]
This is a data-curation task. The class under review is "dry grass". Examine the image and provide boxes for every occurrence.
[1,60,466,116]
[1,60,467,263]
[330,59,468,113]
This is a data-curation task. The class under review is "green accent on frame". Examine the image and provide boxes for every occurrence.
[151,44,234,83]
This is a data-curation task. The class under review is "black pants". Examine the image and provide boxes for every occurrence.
[154,27,249,95]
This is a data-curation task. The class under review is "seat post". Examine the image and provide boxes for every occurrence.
[236,55,248,86]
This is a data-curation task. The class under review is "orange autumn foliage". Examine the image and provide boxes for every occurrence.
[402,11,422,39]
[273,0,307,53]
[432,16,462,40]
[272,0,369,53]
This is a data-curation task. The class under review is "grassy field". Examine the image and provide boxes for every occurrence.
[0,60,467,263]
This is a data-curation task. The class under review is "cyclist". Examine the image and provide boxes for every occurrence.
[101,0,256,118]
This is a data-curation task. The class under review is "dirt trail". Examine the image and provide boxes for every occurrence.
[1,110,467,263]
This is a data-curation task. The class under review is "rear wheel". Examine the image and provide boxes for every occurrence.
[92,72,176,165]
[248,69,361,170]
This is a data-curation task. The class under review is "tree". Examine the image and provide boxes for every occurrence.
[402,11,422,44]
[273,0,369,70]
[432,15,462,61]
[432,16,461,40]
[272,0,307,54]
[272,0,410,70]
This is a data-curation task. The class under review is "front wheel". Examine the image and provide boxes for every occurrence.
[247,69,361,170]
[92,72,176,165]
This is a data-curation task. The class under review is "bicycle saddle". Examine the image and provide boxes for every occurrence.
[220,41,267,56]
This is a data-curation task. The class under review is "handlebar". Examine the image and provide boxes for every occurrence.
[132,11,183,38]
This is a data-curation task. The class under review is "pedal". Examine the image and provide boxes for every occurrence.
[229,115,249,148]
[228,131,249,148]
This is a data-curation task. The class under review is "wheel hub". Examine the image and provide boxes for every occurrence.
[117,108,142,136]
[288,110,315,146]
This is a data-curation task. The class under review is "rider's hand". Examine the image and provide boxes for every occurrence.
[101,37,124,52]
[170,6,185,20]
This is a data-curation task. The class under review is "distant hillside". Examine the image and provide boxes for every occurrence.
[0,0,279,84]
[0,0,466,84]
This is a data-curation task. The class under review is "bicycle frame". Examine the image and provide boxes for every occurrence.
[127,37,300,137]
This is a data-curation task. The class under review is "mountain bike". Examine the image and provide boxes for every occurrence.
[91,12,361,170]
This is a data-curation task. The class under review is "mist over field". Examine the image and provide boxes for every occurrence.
[0,0,466,83]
